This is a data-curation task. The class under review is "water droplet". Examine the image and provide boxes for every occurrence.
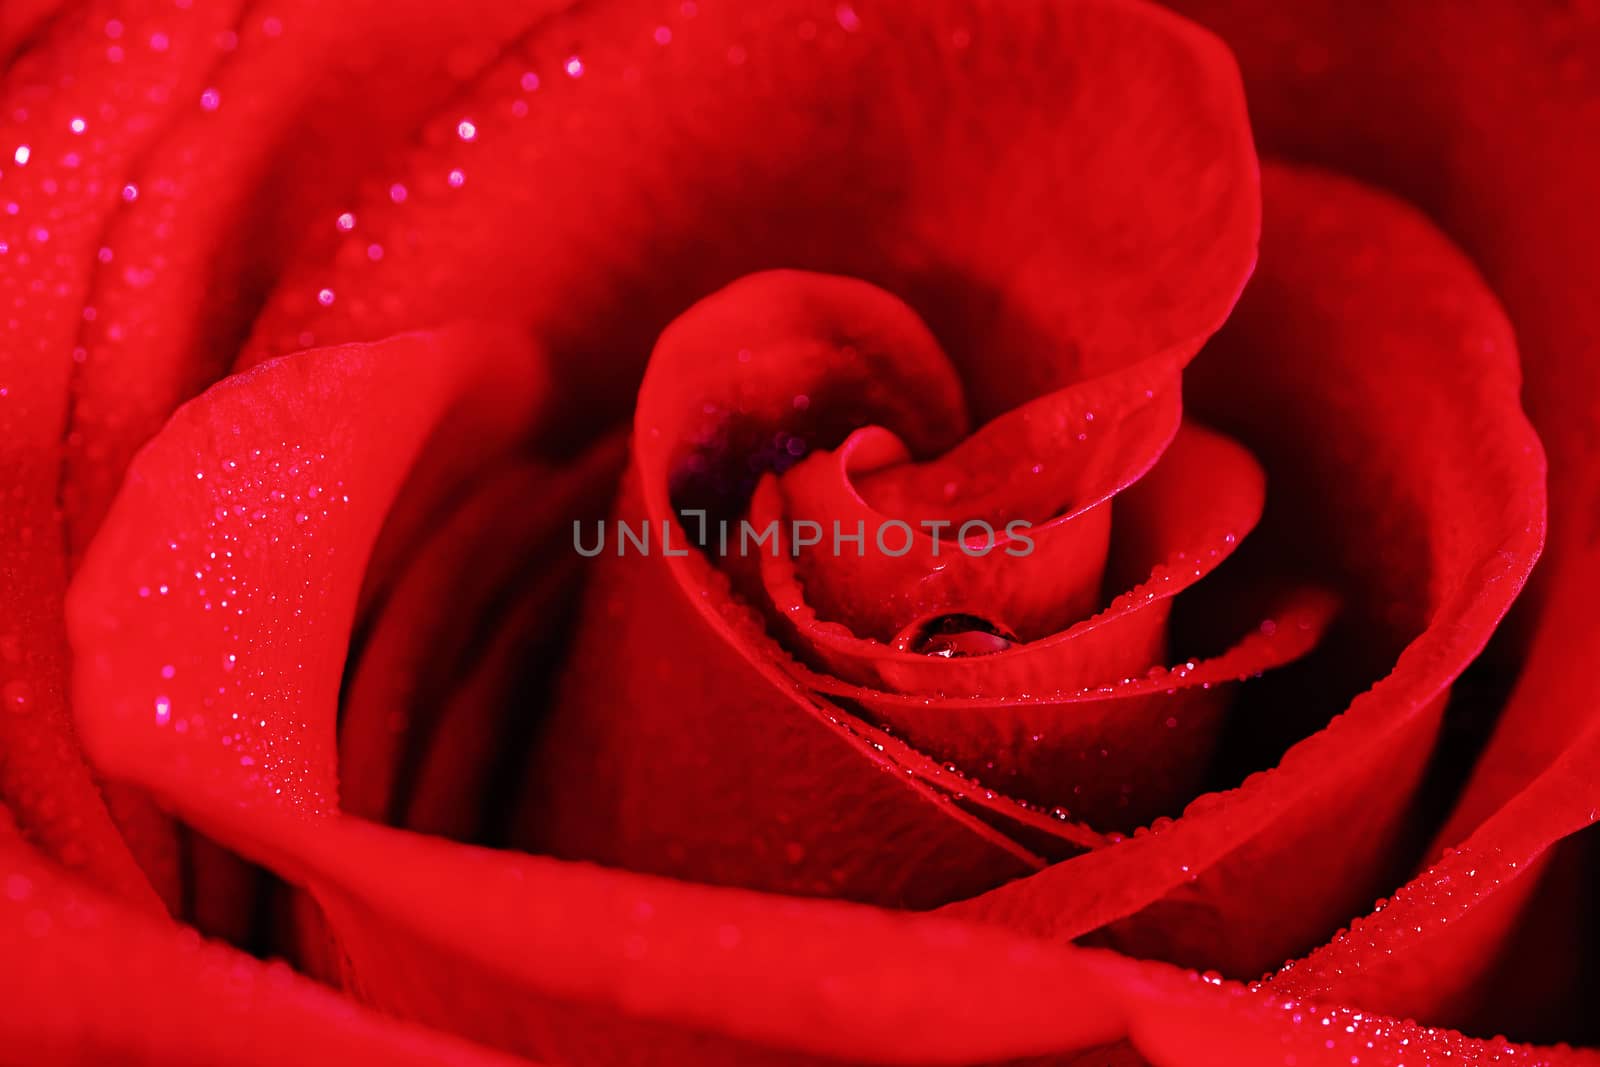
[2,681,33,714]
[894,613,1017,658]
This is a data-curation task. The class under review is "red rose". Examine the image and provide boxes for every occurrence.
[2,0,1596,1064]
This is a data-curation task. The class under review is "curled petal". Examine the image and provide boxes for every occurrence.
[68,325,545,817]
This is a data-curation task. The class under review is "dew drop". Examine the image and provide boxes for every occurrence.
[895,613,1017,658]
[2,680,33,714]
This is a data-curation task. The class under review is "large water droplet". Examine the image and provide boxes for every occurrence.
[894,613,1017,658]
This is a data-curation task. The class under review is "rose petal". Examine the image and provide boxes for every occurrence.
[452,0,1260,899]
[768,368,1174,640]
[13,773,1593,1067]
[629,269,972,526]
[753,418,1334,829]
[59,0,571,558]
[1152,0,1600,1035]
[0,0,63,62]
[0,829,523,1066]
[1162,0,1596,636]
[759,420,1266,697]
[68,324,544,819]
[1264,554,1600,1033]
[519,299,1260,879]
[800,586,1336,829]
[400,551,593,841]
[339,447,621,824]
[940,161,1545,978]
[519,463,1052,904]
[242,0,1259,428]
[0,0,246,912]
